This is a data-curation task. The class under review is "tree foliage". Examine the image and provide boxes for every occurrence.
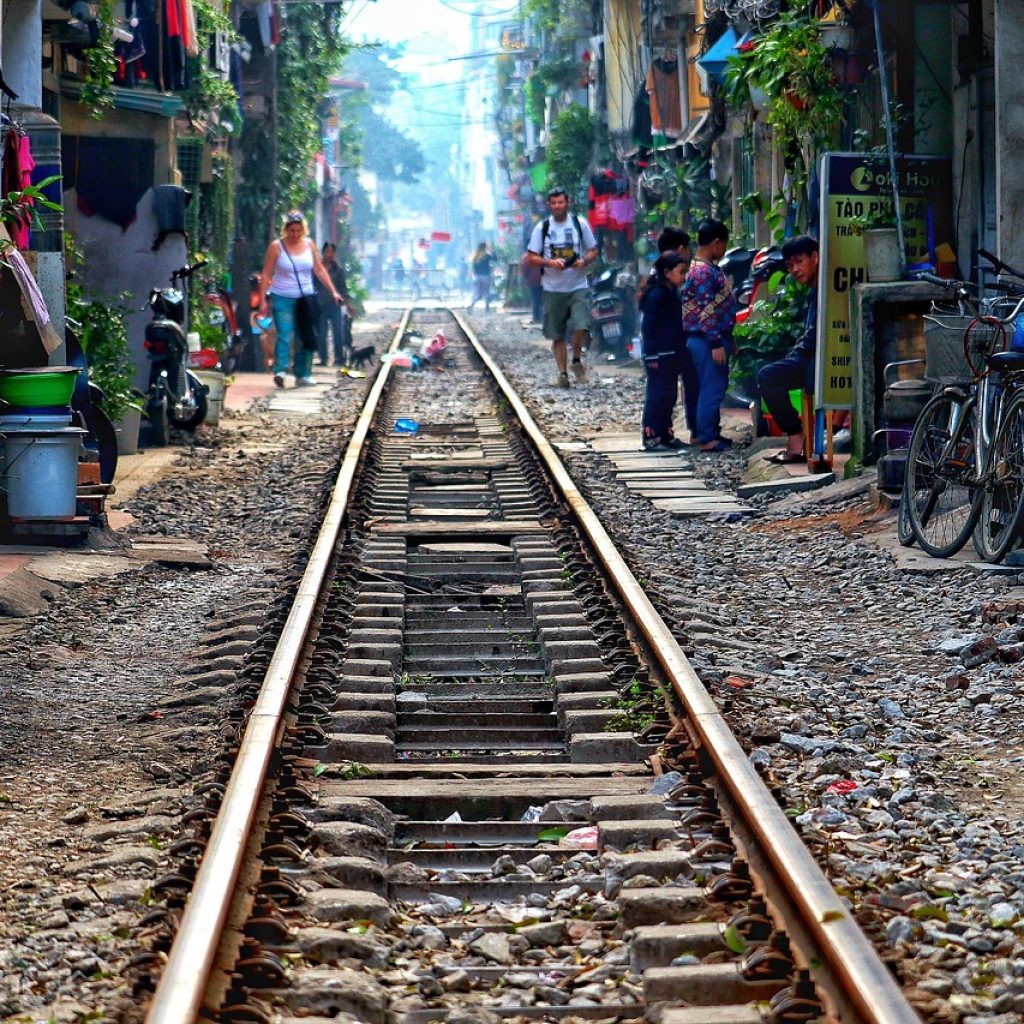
[545,103,595,202]
[337,46,426,185]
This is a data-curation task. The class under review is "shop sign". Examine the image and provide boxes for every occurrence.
[815,153,953,409]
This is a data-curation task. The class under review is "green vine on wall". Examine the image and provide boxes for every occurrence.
[81,0,118,115]
[276,5,349,210]
[184,0,239,130]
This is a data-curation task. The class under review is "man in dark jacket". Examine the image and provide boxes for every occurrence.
[757,235,820,463]
[315,243,354,367]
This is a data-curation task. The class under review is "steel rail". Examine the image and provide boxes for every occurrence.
[454,309,919,1024]
[144,310,411,1024]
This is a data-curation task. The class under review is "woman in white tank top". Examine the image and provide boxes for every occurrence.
[257,210,342,388]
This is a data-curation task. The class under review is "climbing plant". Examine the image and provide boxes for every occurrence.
[276,5,349,210]
[184,0,239,130]
[81,0,118,115]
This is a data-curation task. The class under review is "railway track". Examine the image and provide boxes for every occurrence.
[139,309,919,1024]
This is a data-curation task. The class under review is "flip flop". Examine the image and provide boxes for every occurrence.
[766,451,805,464]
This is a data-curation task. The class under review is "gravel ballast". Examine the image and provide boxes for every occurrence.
[470,309,1024,1024]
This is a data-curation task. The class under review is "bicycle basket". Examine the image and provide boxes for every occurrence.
[922,315,972,381]
[964,317,1007,377]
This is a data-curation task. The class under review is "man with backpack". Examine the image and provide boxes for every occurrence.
[525,188,599,388]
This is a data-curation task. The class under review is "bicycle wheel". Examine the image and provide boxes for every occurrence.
[977,391,1024,562]
[905,391,981,557]
[896,480,915,547]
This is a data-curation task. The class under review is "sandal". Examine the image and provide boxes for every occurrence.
[766,451,805,464]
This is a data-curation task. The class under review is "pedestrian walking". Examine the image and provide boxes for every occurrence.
[638,251,688,450]
[315,243,354,368]
[524,187,599,388]
[468,243,496,310]
[681,219,737,451]
[256,211,344,388]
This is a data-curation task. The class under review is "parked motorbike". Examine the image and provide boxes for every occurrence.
[590,264,638,360]
[201,280,245,375]
[143,260,209,446]
[719,246,755,305]
[734,245,785,326]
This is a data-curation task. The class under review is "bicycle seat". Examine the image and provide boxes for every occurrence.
[988,350,1024,373]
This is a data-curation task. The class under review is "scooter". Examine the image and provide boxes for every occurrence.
[143,260,209,446]
[734,245,785,326]
[719,246,755,304]
[590,264,638,360]
[201,281,245,375]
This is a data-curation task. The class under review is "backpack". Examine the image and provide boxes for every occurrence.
[538,214,585,275]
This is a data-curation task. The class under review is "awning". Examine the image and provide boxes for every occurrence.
[696,26,738,88]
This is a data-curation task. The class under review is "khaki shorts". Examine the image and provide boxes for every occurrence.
[542,288,591,341]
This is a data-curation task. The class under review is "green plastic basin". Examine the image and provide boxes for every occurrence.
[0,367,79,408]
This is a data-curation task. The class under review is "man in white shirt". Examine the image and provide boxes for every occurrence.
[525,188,599,388]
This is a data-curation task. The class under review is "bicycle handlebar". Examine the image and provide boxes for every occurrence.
[919,272,951,288]
[978,246,1024,282]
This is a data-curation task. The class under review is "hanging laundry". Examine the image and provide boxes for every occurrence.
[646,57,682,138]
[631,88,652,149]
[2,129,33,250]
[62,136,154,230]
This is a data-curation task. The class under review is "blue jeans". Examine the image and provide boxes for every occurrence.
[270,293,313,378]
[686,334,732,444]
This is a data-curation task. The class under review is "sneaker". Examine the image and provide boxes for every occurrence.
[571,361,589,383]
[660,437,688,450]
[642,439,670,452]
[296,375,316,387]
[554,373,571,389]
[273,373,285,389]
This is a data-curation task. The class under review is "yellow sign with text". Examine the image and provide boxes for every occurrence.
[815,154,953,409]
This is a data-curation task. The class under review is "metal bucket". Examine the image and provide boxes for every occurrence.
[192,370,226,425]
[1,427,84,520]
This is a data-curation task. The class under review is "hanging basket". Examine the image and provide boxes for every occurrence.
[818,21,856,51]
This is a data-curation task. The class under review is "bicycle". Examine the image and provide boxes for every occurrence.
[900,269,1024,560]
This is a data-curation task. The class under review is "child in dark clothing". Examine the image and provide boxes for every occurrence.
[638,251,688,450]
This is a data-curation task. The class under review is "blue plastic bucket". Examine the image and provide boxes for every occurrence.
[0,408,73,431]
[1,427,84,519]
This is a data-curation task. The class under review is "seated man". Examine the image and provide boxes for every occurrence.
[757,235,820,463]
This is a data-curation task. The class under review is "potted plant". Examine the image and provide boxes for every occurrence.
[851,207,902,282]
[723,16,844,222]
